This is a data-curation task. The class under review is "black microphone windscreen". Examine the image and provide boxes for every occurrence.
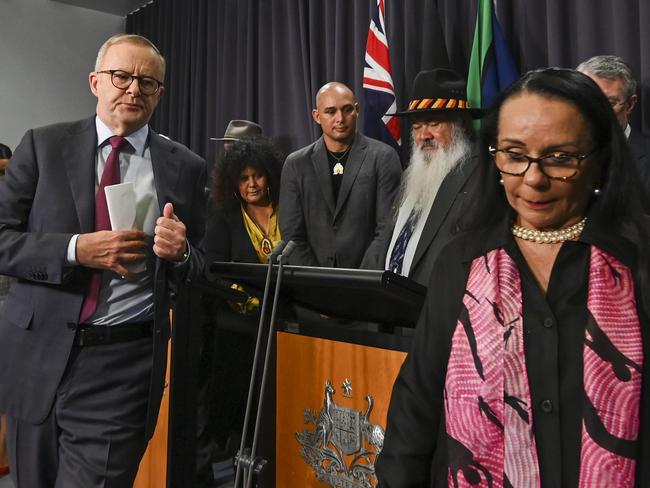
[280,240,296,259]
[269,240,286,260]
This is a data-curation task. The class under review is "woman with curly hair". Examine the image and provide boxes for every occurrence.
[197,136,283,482]
[206,136,284,267]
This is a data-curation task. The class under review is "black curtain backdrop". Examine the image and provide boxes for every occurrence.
[126,0,650,164]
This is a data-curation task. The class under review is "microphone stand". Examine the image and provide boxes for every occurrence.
[233,241,291,487]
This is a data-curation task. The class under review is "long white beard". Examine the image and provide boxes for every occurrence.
[396,125,472,220]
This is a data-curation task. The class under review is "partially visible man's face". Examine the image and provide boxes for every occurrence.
[411,113,458,152]
[89,41,165,136]
[584,72,636,130]
[312,85,359,148]
[0,158,8,175]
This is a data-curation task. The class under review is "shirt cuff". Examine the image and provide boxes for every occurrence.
[67,234,80,265]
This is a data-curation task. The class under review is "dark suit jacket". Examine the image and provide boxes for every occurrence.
[629,128,650,194]
[203,207,259,265]
[0,116,207,437]
[279,133,402,268]
[362,155,478,286]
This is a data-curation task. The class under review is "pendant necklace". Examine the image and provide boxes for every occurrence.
[328,145,351,175]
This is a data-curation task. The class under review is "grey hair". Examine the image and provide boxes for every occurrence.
[95,34,166,75]
[576,55,636,99]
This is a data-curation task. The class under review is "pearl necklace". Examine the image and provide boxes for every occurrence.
[512,217,587,244]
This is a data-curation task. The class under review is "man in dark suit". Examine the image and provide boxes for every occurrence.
[362,69,482,286]
[578,55,650,192]
[279,82,402,268]
[0,34,206,487]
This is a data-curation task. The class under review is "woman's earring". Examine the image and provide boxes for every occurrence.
[593,187,601,196]
[499,178,504,186]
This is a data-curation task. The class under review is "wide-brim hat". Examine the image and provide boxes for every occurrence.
[210,119,263,141]
[390,68,483,119]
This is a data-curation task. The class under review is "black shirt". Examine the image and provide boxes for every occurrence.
[325,148,351,201]
[506,239,589,487]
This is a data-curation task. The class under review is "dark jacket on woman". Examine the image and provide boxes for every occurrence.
[204,207,259,265]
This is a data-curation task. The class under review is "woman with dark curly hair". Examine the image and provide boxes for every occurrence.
[206,136,284,268]
[197,137,283,482]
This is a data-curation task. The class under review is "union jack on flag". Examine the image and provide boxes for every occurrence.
[362,0,401,149]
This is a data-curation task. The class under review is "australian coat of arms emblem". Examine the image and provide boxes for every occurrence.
[295,380,385,487]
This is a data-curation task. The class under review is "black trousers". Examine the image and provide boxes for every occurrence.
[6,336,153,488]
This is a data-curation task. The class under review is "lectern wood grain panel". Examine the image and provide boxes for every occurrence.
[276,332,407,487]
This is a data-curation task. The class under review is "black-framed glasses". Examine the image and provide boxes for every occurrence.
[96,69,163,96]
[489,146,597,180]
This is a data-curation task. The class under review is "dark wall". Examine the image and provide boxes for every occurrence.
[127,0,650,162]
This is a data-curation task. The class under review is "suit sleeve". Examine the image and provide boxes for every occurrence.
[362,146,402,266]
[375,250,467,487]
[173,153,207,282]
[0,129,74,285]
[278,154,319,266]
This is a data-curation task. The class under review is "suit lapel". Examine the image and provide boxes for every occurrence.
[311,138,336,215]
[62,117,98,232]
[410,156,476,270]
[334,134,366,219]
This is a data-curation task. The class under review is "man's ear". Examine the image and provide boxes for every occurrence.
[89,72,99,96]
[311,108,320,125]
[625,94,638,118]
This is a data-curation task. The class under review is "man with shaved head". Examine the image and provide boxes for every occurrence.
[280,82,402,268]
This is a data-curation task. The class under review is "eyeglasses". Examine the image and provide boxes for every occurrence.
[96,69,163,96]
[489,147,597,180]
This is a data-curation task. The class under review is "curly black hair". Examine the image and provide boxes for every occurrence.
[211,136,284,210]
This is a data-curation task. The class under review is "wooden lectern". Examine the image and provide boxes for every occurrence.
[169,264,425,487]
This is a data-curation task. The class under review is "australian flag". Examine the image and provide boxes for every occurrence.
[362,0,401,150]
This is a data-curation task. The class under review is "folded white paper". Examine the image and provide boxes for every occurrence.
[105,182,146,273]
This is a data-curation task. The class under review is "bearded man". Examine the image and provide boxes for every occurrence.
[362,69,482,286]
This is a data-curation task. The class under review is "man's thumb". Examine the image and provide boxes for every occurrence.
[163,202,175,219]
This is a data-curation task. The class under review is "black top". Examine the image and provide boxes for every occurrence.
[326,148,351,201]
[203,207,259,266]
[375,215,650,488]
[505,237,588,487]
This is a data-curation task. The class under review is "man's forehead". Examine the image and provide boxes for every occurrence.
[317,88,355,108]
[588,74,625,93]
[409,112,457,124]
[320,99,356,110]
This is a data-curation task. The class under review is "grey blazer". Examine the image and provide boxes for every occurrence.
[362,155,478,286]
[0,116,207,437]
[629,129,650,194]
[279,133,402,268]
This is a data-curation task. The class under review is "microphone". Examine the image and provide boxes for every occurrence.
[241,240,295,488]
[234,240,289,487]
[268,240,287,263]
[278,240,296,260]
